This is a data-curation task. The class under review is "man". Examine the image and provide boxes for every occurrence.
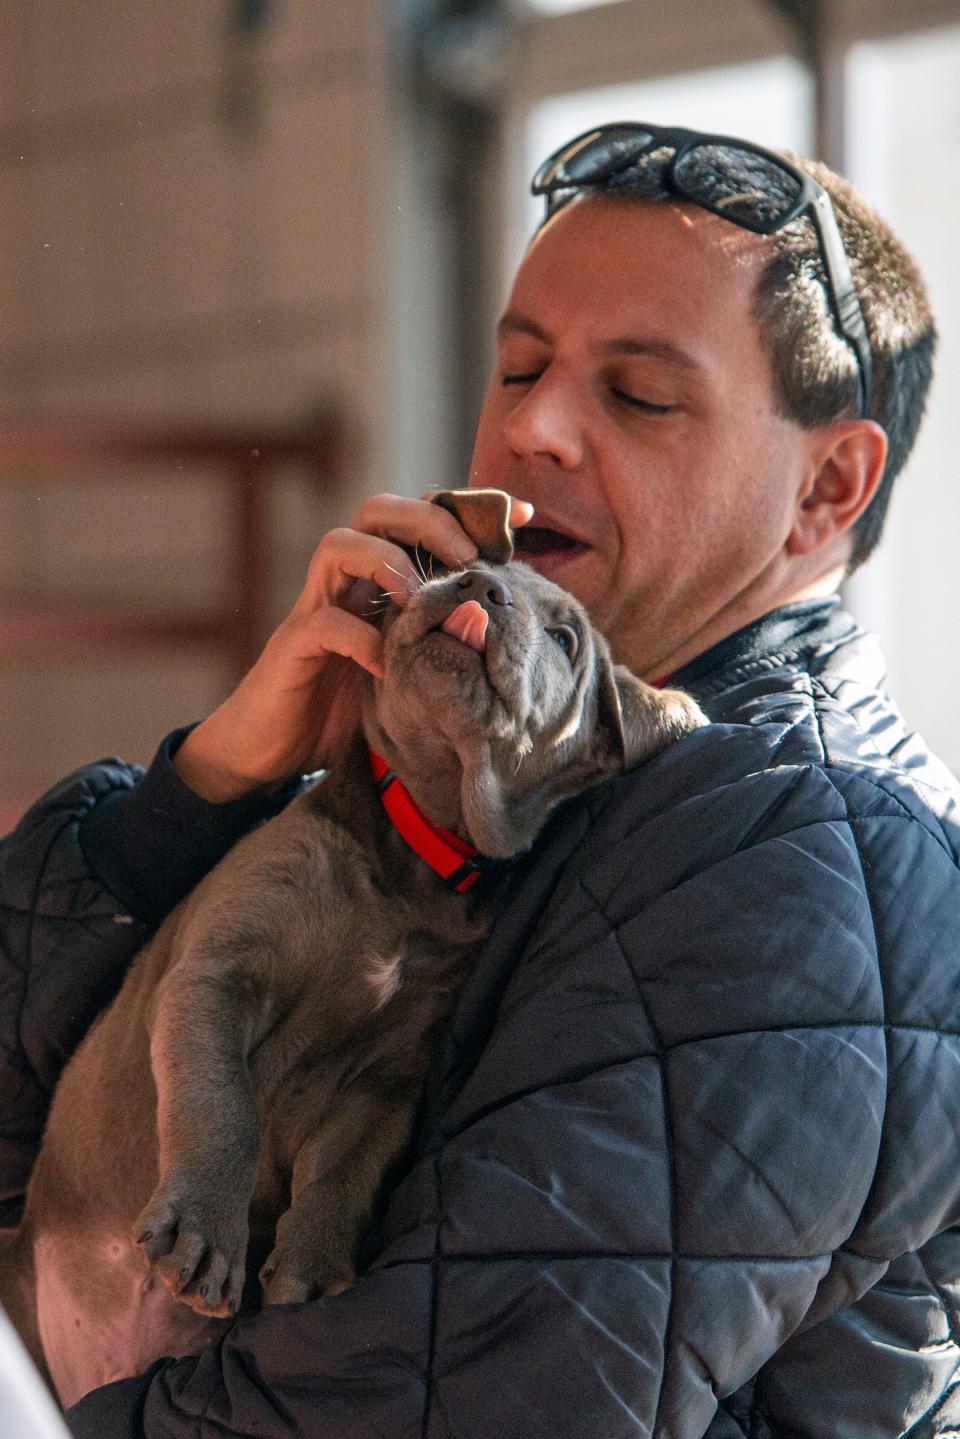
[2,125,957,1437]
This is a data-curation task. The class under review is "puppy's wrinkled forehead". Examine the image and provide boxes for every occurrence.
[525,560,593,627]
[504,560,585,620]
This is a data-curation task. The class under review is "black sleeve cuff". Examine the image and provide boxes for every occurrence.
[78,726,304,927]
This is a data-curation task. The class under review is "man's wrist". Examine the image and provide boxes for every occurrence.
[172,719,274,803]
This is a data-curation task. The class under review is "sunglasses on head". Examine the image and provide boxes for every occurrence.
[531,122,873,420]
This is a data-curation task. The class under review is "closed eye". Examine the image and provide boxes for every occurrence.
[503,374,674,414]
[612,389,675,415]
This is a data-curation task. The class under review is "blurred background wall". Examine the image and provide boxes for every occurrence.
[0,0,957,823]
[0,0,392,818]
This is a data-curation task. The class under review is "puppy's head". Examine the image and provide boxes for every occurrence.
[362,557,705,858]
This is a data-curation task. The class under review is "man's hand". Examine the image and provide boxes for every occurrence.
[173,492,533,803]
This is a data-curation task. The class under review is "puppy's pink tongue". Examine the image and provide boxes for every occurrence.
[441,600,488,652]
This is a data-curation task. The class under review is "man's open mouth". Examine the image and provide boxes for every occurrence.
[513,526,588,566]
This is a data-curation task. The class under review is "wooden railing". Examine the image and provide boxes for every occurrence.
[0,417,342,829]
[0,418,342,674]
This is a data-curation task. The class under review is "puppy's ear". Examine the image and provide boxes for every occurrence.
[430,489,514,564]
[595,662,707,771]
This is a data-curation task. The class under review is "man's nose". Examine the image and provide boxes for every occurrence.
[502,373,584,470]
[455,570,513,607]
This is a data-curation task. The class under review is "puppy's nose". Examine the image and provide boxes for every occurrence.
[455,569,513,607]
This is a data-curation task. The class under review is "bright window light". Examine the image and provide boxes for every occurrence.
[842,23,960,771]
[524,0,626,12]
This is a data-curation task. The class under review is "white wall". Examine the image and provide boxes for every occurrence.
[843,23,960,772]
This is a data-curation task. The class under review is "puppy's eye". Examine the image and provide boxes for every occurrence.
[547,625,578,663]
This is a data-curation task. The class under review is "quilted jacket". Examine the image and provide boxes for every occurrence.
[2,598,960,1439]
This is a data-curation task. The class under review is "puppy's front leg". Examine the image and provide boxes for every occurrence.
[134,957,262,1319]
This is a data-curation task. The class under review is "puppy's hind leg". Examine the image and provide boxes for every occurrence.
[134,959,263,1321]
[260,1091,418,1305]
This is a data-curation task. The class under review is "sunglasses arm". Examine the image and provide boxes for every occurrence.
[809,194,874,418]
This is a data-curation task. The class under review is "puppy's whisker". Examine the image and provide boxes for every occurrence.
[384,562,422,592]
[524,630,552,653]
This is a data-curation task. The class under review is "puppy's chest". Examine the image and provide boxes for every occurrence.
[252,906,488,1102]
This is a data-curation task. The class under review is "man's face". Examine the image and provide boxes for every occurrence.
[469,194,818,677]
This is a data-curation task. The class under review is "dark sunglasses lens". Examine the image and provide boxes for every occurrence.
[534,126,654,191]
[674,144,803,230]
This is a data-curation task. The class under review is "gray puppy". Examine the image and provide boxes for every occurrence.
[0,491,706,1407]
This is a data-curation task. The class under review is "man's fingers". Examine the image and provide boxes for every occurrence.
[354,494,480,568]
[297,529,421,612]
[296,492,534,617]
[311,607,385,679]
[508,498,535,528]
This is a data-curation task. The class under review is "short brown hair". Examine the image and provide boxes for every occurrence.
[752,156,935,571]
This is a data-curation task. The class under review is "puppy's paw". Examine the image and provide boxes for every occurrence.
[658,687,709,739]
[133,1180,247,1319]
[258,1246,355,1306]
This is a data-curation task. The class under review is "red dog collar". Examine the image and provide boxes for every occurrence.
[368,747,487,894]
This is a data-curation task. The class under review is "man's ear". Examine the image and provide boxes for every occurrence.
[788,420,888,556]
[594,662,707,772]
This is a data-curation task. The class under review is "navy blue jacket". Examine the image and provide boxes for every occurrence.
[3,600,960,1438]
